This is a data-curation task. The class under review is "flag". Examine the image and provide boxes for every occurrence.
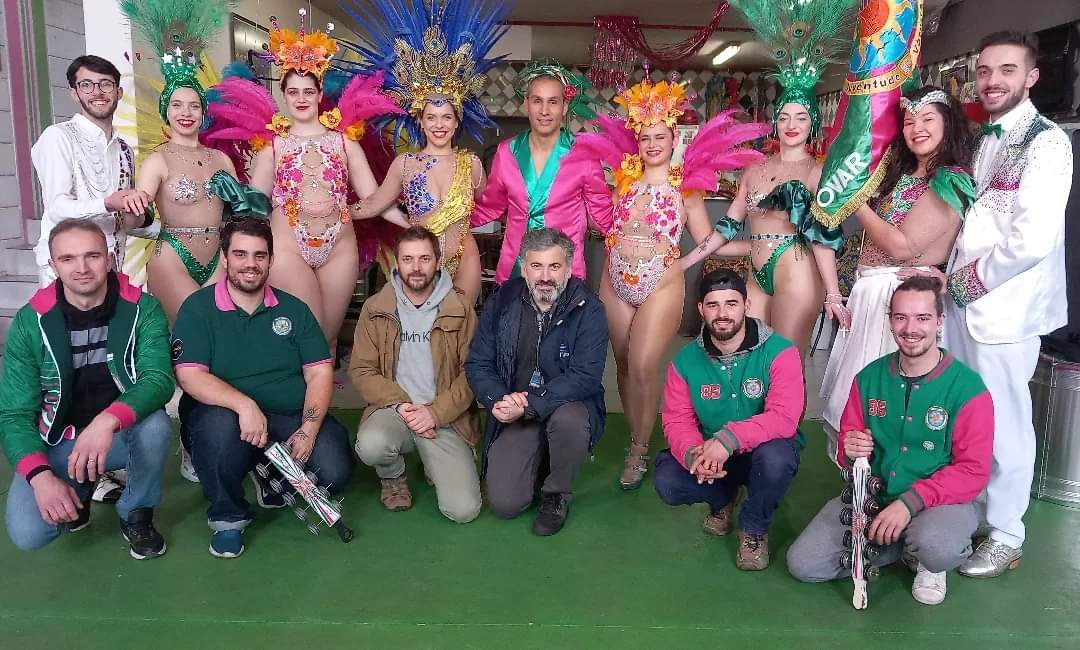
[810,0,924,229]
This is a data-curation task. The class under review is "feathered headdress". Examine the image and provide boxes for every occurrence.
[263,9,339,80]
[336,0,510,144]
[120,0,233,123]
[728,0,859,138]
[514,58,601,120]
[614,77,692,134]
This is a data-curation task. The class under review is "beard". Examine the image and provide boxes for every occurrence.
[707,315,744,343]
[404,269,436,293]
[78,94,118,121]
[527,277,566,307]
[227,265,267,294]
[897,331,937,360]
[980,83,1026,117]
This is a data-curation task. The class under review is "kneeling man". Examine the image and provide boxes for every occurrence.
[787,277,993,605]
[654,269,803,570]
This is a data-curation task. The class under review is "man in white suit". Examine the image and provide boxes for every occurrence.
[936,31,1072,578]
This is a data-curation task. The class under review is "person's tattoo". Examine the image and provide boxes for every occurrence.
[291,429,309,442]
[303,407,318,423]
[698,232,713,252]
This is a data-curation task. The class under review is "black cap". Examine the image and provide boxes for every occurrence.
[698,268,747,302]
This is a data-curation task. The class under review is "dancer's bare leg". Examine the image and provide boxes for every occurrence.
[314,231,360,353]
[599,262,634,420]
[268,222,326,338]
[768,249,824,356]
[453,234,482,307]
[624,271,684,447]
[147,247,212,326]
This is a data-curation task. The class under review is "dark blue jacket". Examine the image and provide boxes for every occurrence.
[465,277,608,465]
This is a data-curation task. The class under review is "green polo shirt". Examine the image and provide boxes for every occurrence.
[171,279,330,413]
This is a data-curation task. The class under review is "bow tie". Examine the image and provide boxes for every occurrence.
[980,122,1004,138]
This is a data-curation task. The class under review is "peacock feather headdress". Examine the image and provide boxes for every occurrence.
[728,0,859,138]
[336,0,510,144]
[120,0,233,124]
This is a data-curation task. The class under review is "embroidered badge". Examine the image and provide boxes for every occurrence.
[922,440,936,451]
[700,384,722,400]
[925,406,948,431]
[272,317,292,336]
[171,339,184,362]
[742,378,764,399]
[868,399,887,417]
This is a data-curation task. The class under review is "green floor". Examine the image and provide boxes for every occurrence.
[0,414,1077,649]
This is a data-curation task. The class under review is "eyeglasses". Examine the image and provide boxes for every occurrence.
[74,80,117,94]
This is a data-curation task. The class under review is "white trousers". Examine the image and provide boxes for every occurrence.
[944,304,1039,548]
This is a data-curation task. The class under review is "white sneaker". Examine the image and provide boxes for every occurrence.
[91,470,126,503]
[179,447,200,483]
[911,562,947,605]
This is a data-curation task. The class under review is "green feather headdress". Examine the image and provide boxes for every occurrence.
[120,0,234,124]
[514,57,602,120]
[729,0,858,137]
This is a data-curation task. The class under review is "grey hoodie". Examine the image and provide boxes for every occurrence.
[391,268,454,405]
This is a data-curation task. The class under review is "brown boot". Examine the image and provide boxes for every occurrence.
[380,472,412,512]
[702,503,734,536]
[736,530,769,571]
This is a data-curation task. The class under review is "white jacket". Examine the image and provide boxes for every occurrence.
[948,100,1073,344]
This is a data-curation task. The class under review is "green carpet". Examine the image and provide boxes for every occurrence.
[0,413,1077,649]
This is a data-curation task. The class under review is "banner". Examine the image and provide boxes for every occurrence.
[811,0,923,229]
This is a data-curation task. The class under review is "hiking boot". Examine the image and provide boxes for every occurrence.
[619,441,649,490]
[912,562,947,605]
[532,492,570,536]
[959,539,1022,578]
[703,503,734,536]
[736,530,769,571]
[119,507,167,560]
[209,529,244,558]
[380,473,412,511]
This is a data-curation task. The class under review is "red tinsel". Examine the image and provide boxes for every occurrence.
[587,2,730,89]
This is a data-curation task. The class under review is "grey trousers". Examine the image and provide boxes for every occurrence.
[355,407,482,523]
[485,401,591,518]
[786,496,978,581]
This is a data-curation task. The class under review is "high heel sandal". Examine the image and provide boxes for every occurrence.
[619,441,650,490]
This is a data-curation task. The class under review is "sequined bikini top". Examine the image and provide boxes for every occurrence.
[158,144,225,224]
[273,131,350,217]
[859,174,930,267]
[611,181,684,247]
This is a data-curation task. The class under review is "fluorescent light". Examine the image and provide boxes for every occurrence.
[712,44,741,67]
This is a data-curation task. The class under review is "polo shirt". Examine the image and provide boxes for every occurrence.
[171,279,331,413]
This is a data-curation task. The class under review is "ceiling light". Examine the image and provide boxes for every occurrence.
[712,44,741,67]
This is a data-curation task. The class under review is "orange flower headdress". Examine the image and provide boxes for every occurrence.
[614,77,691,133]
[265,9,338,79]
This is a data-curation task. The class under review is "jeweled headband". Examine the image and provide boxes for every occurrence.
[900,90,949,115]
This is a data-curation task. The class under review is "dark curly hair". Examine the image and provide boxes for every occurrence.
[879,85,974,199]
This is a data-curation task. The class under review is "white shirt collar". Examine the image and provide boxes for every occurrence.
[991,98,1034,133]
[72,112,117,145]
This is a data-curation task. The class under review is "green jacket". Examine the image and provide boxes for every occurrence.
[0,273,175,477]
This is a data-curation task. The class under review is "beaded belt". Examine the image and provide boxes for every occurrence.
[749,233,796,242]
[164,225,220,238]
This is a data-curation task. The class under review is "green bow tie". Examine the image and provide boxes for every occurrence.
[980,122,1004,138]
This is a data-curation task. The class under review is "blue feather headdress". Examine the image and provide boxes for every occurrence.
[336,0,510,144]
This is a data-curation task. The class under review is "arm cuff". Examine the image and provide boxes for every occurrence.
[714,215,743,241]
[947,259,988,308]
[16,452,50,478]
[103,401,137,431]
[713,428,740,454]
[899,489,925,515]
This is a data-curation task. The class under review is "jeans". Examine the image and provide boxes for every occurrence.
[485,402,591,518]
[653,437,800,535]
[5,410,172,550]
[184,403,354,531]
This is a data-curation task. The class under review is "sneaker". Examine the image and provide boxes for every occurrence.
[702,503,734,536]
[249,471,286,509]
[119,507,167,560]
[532,492,570,536]
[65,496,92,533]
[179,447,199,483]
[959,539,1022,578]
[736,530,770,571]
[380,473,412,512]
[912,562,947,605]
[91,470,126,503]
[209,529,244,558]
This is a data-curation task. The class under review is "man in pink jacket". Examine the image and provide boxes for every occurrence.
[471,59,613,283]
[655,269,805,571]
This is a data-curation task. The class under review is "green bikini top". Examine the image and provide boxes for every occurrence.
[757,180,844,252]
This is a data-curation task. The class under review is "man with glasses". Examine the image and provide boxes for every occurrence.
[30,55,155,504]
[31,55,154,288]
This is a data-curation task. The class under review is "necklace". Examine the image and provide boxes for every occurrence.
[166,143,212,168]
[899,348,943,377]
[768,156,813,183]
